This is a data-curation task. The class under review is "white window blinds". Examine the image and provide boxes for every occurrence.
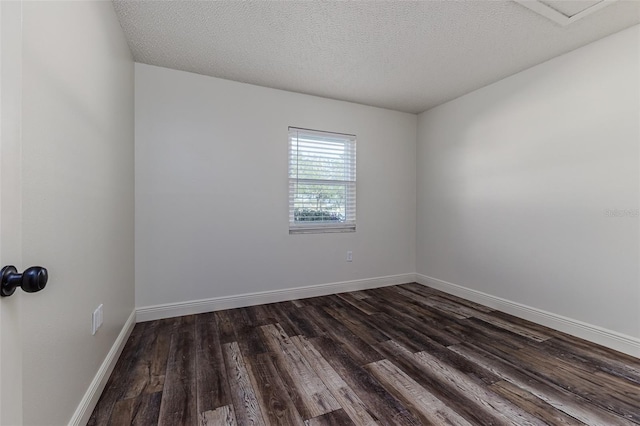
[288,127,356,233]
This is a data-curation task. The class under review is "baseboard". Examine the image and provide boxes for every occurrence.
[416,274,640,358]
[69,310,137,426]
[136,273,416,322]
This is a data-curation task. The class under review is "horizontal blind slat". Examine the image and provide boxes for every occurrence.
[289,128,356,231]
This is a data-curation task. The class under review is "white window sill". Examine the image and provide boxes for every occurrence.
[289,226,356,235]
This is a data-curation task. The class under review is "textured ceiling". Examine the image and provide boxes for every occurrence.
[113,0,640,114]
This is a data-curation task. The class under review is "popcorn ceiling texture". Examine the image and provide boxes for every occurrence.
[113,0,639,113]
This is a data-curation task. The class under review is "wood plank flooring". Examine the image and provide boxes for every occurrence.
[89,283,640,425]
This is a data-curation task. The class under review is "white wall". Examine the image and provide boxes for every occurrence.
[21,2,134,424]
[136,64,416,308]
[417,25,640,339]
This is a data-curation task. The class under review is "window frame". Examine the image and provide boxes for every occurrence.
[288,127,357,234]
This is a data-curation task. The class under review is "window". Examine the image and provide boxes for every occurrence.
[288,127,356,234]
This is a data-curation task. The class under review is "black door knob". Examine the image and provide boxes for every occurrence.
[1,265,48,297]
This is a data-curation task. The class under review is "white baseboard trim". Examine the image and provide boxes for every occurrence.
[136,273,416,322]
[416,274,640,358]
[69,310,136,426]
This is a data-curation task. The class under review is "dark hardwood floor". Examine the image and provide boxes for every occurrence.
[89,283,640,425]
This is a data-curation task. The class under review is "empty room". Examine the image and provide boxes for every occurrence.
[0,0,639,425]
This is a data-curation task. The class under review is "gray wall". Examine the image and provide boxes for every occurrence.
[21,2,135,424]
[135,64,417,308]
[416,25,639,339]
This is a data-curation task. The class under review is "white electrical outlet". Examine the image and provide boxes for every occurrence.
[346,250,353,262]
[92,304,104,335]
